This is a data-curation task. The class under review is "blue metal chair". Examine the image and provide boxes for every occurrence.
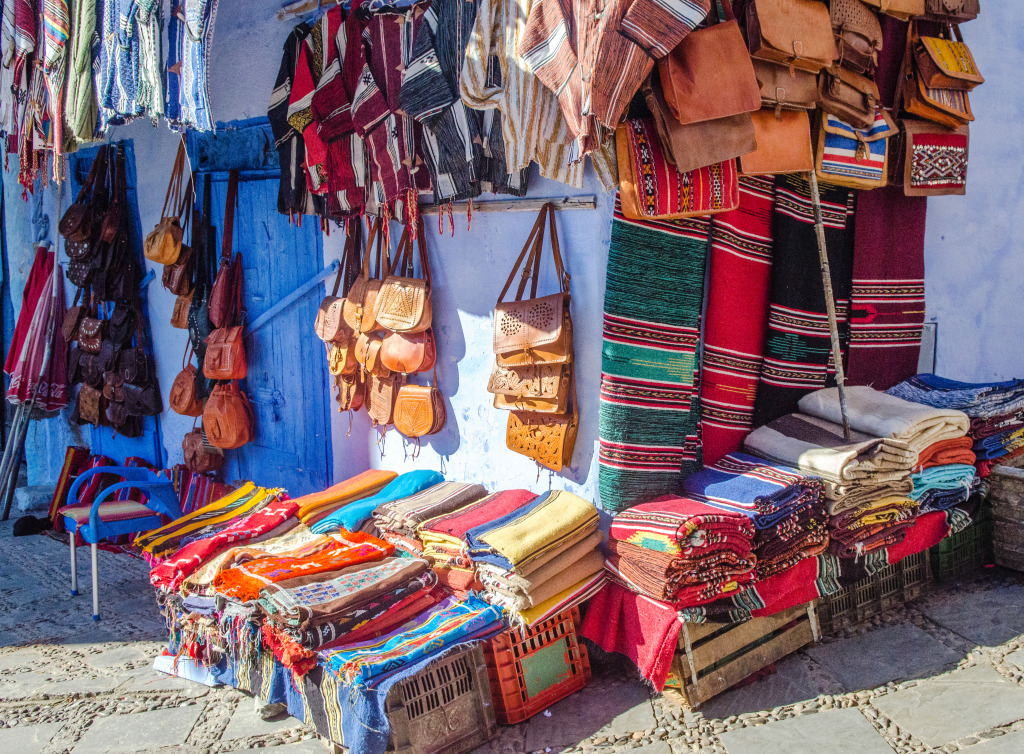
[62,467,183,620]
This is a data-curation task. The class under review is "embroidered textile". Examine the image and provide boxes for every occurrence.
[41,0,69,155]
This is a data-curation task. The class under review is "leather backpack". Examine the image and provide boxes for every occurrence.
[375,220,432,334]
[145,137,191,264]
[170,346,204,417]
[203,382,254,450]
[745,0,838,73]
[209,170,240,329]
[830,0,884,75]
[60,145,107,243]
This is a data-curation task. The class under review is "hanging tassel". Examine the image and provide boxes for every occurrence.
[467,197,473,232]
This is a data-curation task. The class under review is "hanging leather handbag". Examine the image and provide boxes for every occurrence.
[327,343,359,376]
[924,0,978,23]
[394,378,446,438]
[505,380,579,472]
[861,0,924,21]
[105,400,130,431]
[380,329,436,374]
[107,305,136,347]
[375,219,432,334]
[124,382,164,417]
[145,138,192,264]
[752,59,819,112]
[367,374,399,427]
[354,333,391,379]
[913,26,983,91]
[63,289,85,342]
[99,147,127,244]
[740,108,814,175]
[818,65,881,129]
[815,109,897,189]
[830,0,884,75]
[119,346,153,387]
[891,119,969,196]
[335,372,365,413]
[189,187,216,358]
[616,119,740,220]
[657,0,760,125]
[492,370,571,414]
[745,0,838,73]
[488,363,571,403]
[68,347,83,386]
[76,384,105,427]
[78,308,104,354]
[493,204,573,369]
[901,30,975,129]
[183,422,225,473]
[204,261,247,380]
[644,78,757,173]
[209,170,240,329]
[163,244,194,296]
[170,346,204,417]
[103,371,125,403]
[60,145,106,242]
[203,381,254,450]
[315,222,361,344]
[172,292,193,329]
[343,218,390,334]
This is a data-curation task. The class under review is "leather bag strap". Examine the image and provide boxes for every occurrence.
[161,139,186,219]
[221,170,239,262]
[497,204,550,304]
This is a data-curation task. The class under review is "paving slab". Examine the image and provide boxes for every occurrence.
[0,670,56,699]
[116,666,212,697]
[0,647,46,671]
[701,653,838,718]
[1003,648,1024,671]
[0,722,62,754]
[223,740,325,754]
[960,728,1024,754]
[918,585,1024,647]
[872,663,1024,748]
[40,675,126,697]
[805,623,963,691]
[627,742,671,754]
[718,707,893,754]
[71,705,204,754]
[523,680,656,752]
[222,698,304,741]
[83,646,150,670]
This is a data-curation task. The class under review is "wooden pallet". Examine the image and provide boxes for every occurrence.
[664,602,819,709]
[988,465,1024,573]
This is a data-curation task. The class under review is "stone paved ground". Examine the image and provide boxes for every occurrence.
[2,519,1024,754]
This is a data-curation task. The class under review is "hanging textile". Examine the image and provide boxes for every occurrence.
[0,0,17,136]
[699,176,775,465]
[63,0,97,145]
[98,0,144,126]
[599,195,709,512]
[178,0,219,131]
[846,187,927,389]
[12,0,35,84]
[136,0,164,120]
[41,0,69,159]
[751,176,855,427]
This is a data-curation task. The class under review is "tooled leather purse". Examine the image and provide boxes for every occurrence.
[394,370,446,439]
[900,24,976,130]
[145,137,191,264]
[76,384,105,427]
[861,0,924,21]
[204,258,247,381]
[375,219,432,334]
[170,345,204,417]
[343,217,390,334]
[506,377,579,473]
[77,301,105,355]
[315,221,361,344]
[830,0,883,75]
[367,373,400,427]
[489,363,573,414]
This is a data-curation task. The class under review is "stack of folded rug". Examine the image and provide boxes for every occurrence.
[911,463,980,512]
[417,489,537,594]
[606,495,757,607]
[310,471,444,534]
[372,482,488,556]
[826,495,919,558]
[295,470,399,526]
[681,453,829,577]
[466,491,605,625]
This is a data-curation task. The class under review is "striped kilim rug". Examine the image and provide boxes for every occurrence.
[599,195,710,512]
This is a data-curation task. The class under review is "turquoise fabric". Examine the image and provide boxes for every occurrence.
[310,470,444,534]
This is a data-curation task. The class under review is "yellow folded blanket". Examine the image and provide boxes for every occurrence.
[137,482,258,557]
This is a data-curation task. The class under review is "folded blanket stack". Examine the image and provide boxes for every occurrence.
[911,463,980,512]
[372,482,488,557]
[889,374,1024,477]
[295,470,399,526]
[466,491,605,625]
[310,471,445,534]
[606,495,756,607]
[681,453,829,578]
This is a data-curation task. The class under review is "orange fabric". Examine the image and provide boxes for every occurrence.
[434,567,482,595]
[213,530,393,602]
[294,470,397,523]
[917,437,976,470]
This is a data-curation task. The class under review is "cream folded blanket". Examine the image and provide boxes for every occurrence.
[821,479,915,515]
[482,550,606,611]
[477,531,604,591]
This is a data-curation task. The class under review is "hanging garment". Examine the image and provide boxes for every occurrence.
[178,0,218,131]
[164,0,183,125]
[846,187,927,389]
[460,0,617,190]
[520,0,710,160]
[63,0,98,145]
[98,0,144,126]
[12,0,35,83]
[41,0,69,157]
[751,176,855,427]
[699,177,775,465]
[598,195,709,512]
[0,0,19,136]
[136,0,164,120]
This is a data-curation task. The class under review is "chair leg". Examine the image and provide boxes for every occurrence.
[70,535,78,596]
[91,543,100,621]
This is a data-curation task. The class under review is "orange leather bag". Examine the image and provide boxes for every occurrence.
[203,382,254,450]
[380,329,436,374]
[343,217,390,334]
[169,345,203,417]
[740,109,814,175]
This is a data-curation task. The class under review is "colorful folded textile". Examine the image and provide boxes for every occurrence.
[310,471,445,534]
[519,570,608,628]
[974,427,1024,460]
[916,437,977,470]
[185,522,324,591]
[477,531,603,587]
[819,478,915,515]
[910,464,977,500]
[888,373,1024,421]
[798,386,970,457]
[380,532,424,557]
[754,529,830,578]
[333,586,446,648]
[609,494,756,556]
[919,484,977,512]
[259,557,430,630]
[149,488,289,590]
[213,531,394,603]
[319,595,504,685]
[838,510,953,583]
[606,542,755,606]
[466,490,599,572]
[743,414,915,484]
[829,496,918,532]
[827,521,910,558]
[373,481,488,536]
[480,549,606,612]
[296,470,399,524]
[433,566,482,595]
[418,489,537,565]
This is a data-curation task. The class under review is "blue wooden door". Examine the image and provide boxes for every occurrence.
[67,142,165,467]
[189,119,332,496]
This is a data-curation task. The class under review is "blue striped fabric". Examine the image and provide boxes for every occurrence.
[819,113,891,184]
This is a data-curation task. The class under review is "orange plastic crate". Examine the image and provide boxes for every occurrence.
[482,607,592,724]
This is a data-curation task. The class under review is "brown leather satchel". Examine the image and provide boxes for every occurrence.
[492,375,570,415]
[163,244,194,296]
[493,204,573,369]
[913,26,983,91]
[891,119,969,196]
[183,423,225,473]
[63,289,85,343]
[171,292,193,329]
[60,145,106,242]
[315,224,361,344]
[335,372,365,413]
[203,381,254,450]
[355,333,391,379]
[505,379,579,472]
[394,379,446,438]
[488,363,570,399]
[343,217,390,334]
[861,0,924,21]
[740,108,814,174]
[380,329,436,374]
[170,347,204,417]
[204,326,247,380]
[77,384,105,426]
[644,78,757,173]
[145,138,192,264]
[327,343,359,376]
[375,220,432,334]
[103,371,125,403]
[657,0,760,125]
[753,59,819,111]
[818,65,881,129]
[209,170,240,329]
[900,26,975,129]
[746,0,838,73]
[923,0,976,23]
[830,0,883,75]
[78,309,104,354]
[367,374,399,427]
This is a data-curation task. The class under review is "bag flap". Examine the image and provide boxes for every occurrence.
[824,66,880,99]
[821,109,897,142]
[742,109,813,174]
[919,36,984,84]
[493,292,568,355]
[753,0,837,62]
[753,59,819,107]
[863,0,924,17]
[914,77,974,119]
[376,275,428,327]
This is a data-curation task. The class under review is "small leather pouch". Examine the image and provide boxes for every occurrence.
[78,314,104,354]
[171,292,193,330]
[394,381,446,438]
[170,347,204,417]
[327,343,359,377]
[163,244,195,296]
[355,333,391,379]
[183,422,225,473]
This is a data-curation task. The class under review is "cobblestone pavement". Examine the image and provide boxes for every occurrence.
[2,520,1024,754]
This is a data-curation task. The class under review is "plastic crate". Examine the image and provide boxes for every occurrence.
[483,607,592,724]
[817,551,932,635]
[387,643,497,754]
[930,506,994,582]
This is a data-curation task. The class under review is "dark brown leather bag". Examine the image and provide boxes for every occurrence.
[753,59,819,111]
[63,289,85,342]
[163,244,194,296]
[830,0,883,75]
[60,145,106,242]
[924,0,979,23]
[657,0,760,125]
[380,329,436,375]
[78,310,104,354]
[862,0,923,20]
[124,383,163,417]
[209,170,240,329]
[818,65,881,129]
[394,380,446,438]
[77,385,105,426]
[203,382,254,450]
[170,347,204,417]
[740,108,814,175]
[183,423,225,473]
[746,0,838,73]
